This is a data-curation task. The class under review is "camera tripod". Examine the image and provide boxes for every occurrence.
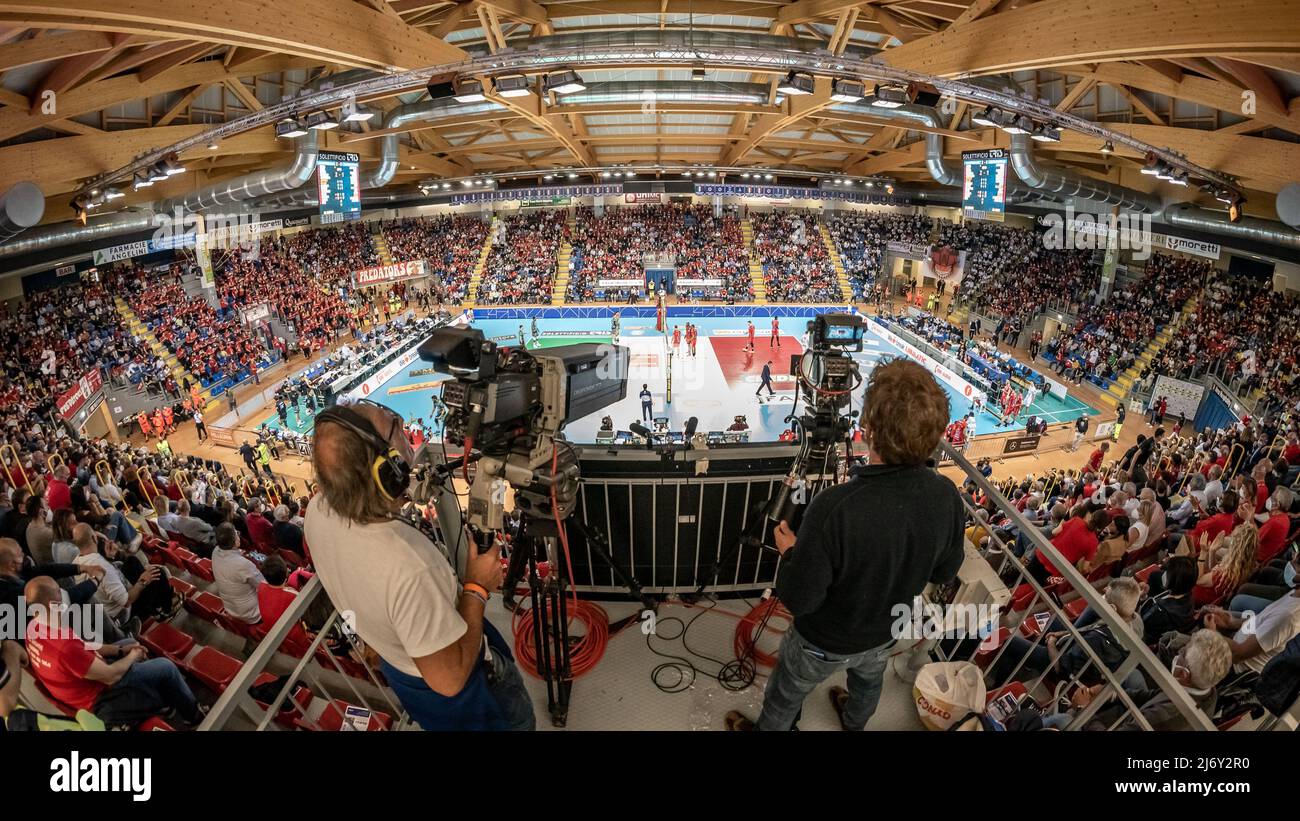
[499,512,650,727]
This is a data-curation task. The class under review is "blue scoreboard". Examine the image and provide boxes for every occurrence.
[961,148,1008,222]
[316,151,360,224]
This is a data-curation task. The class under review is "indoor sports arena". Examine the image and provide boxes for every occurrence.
[1,0,1299,780]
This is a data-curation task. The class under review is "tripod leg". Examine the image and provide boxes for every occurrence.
[526,548,559,720]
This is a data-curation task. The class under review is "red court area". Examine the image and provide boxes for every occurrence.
[710,335,804,391]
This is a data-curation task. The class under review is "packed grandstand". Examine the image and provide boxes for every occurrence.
[1,3,1299,769]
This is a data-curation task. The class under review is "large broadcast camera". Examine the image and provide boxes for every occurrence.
[409,324,634,728]
[764,312,866,534]
[413,325,629,534]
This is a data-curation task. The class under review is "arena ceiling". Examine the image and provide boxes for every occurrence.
[1,0,1299,225]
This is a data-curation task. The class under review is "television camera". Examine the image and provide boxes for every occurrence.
[407,325,645,727]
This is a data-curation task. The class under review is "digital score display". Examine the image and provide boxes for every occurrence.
[316,151,360,224]
[962,148,1009,222]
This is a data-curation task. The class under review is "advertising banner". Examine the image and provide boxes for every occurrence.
[57,368,104,421]
[352,260,427,288]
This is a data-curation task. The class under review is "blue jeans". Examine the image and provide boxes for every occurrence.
[379,621,535,731]
[1229,594,1274,615]
[103,657,199,721]
[105,510,138,546]
[756,626,892,731]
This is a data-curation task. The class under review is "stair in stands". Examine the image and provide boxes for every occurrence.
[462,218,497,309]
[552,231,572,306]
[371,225,395,265]
[112,296,215,412]
[1097,292,1200,410]
[816,220,855,304]
[740,219,767,304]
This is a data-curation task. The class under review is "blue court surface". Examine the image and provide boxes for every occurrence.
[262,308,1097,444]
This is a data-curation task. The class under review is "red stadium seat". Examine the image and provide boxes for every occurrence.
[1063,598,1089,620]
[185,555,215,582]
[138,716,177,731]
[169,576,196,599]
[185,591,225,624]
[139,621,196,662]
[184,646,243,692]
[1134,563,1161,585]
[973,626,1011,670]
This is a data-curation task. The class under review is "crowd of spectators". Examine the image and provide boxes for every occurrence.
[568,204,752,302]
[942,221,1097,323]
[476,210,567,305]
[749,211,840,302]
[1151,269,1300,409]
[218,228,361,355]
[1045,252,1208,386]
[825,212,933,300]
[115,263,271,393]
[382,215,490,303]
[962,411,1300,730]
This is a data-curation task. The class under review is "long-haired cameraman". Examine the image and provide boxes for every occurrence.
[304,399,535,730]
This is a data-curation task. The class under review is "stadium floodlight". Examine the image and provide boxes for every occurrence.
[304,110,338,130]
[341,96,374,122]
[741,172,751,178]
[493,75,531,98]
[691,68,707,81]
[148,163,169,182]
[601,170,611,177]
[1031,125,1061,142]
[870,85,909,108]
[830,78,866,103]
[777,71,814,96]
[453,77,486,103]
[568,172,578,179]
[104,187,125,200]
[764,173,774,180]
[442,182,451,190]
[1100,140,1114,155]
[999,114,1033,135]
[1169,173,1189,186]
[972,106,999,127]
[1140,154,1161,175]
[543,70,587,95]
[132,171,153,189]
[275,118,307,138]
[207,139,218,150]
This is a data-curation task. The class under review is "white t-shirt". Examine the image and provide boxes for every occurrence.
[73,552,129,619]
[304,496,466,677]
[1234,593,1300,675]
[212,547,265,624]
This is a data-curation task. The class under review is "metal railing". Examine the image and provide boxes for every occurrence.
[197,437,1283,731]
[934,442,1218,730]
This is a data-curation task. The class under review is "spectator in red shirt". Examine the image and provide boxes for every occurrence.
[1256,487,1295,565]
[245,499,276,553]
[255,555,312,655]
[1178,489,1243,556]
[23,576,204,727]
[45,466,72,513]
[1028,509,1108,584]
[1085,441,1109,474]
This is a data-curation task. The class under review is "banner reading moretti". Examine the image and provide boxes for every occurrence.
[352,260,427,288]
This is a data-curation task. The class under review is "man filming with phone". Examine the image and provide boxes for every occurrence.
[726,360,965,731]
[305,399,535,730]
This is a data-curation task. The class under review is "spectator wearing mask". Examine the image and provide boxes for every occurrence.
[272,504,305,557]
[24,575,205,728]
[1202,567,1300,675]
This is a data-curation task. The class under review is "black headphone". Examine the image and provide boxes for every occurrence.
[315,402,411,501]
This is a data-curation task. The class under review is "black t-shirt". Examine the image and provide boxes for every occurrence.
[775,464,965,654]
[639,389,651,404]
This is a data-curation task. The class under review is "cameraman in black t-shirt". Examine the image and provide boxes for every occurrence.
[725,360,965,731]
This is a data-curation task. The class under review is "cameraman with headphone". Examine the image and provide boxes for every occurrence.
[304,399,536,731]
